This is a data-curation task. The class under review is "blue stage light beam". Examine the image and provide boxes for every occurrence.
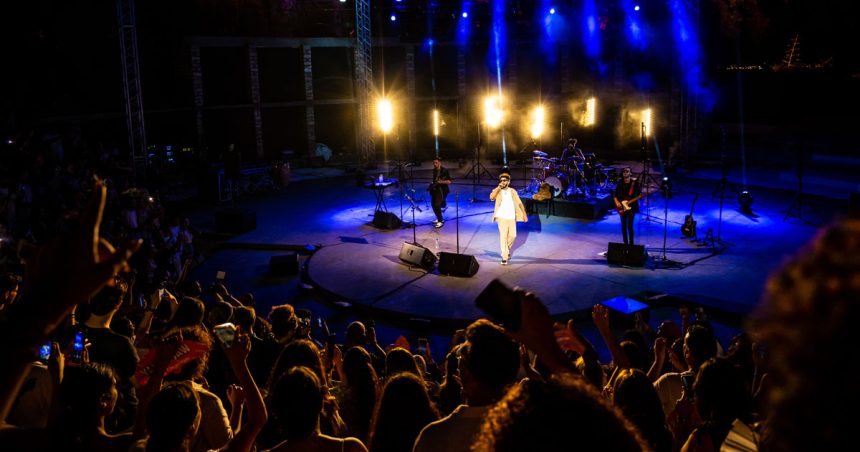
[666,0,717,107]
[491,0,508,164]
[540,2,567,62]
[457,2,473,47]
[620,0,645,50]
[582,0,601,60]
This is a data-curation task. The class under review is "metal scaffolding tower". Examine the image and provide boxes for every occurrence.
[354,0,374,165]
[116,0,147,180]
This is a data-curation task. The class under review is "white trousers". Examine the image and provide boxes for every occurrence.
[497,219,517,260]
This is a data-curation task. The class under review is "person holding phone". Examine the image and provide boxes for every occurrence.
[78,284,141,431]
[490,172,528,265]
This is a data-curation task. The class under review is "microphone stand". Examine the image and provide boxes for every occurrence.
[411,203,418,245]
[655,186,682,268]
[455,193,460,253]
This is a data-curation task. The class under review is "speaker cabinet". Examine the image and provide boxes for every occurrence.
[607,242,647,267]
[215,208,257,234]
[373,210,402,229]
[438,252,480,277]
[269,253,299,275]
[399,242,437,271]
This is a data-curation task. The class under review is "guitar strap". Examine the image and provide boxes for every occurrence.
[628,182,634,198]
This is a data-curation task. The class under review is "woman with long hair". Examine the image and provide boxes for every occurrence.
[368,372,439,452]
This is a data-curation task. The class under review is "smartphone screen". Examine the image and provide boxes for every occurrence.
[71,331,85,363]
[39,343,51,361]
[680,374,695,398]
[215,271,226,281]
[416,338,429,355]
[214,323,236,346]
[474,279,522,331]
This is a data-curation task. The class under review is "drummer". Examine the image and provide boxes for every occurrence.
[561,138,584,162]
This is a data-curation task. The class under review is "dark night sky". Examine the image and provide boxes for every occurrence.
[2,0,858,129]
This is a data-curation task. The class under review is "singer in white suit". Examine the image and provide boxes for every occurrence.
[489,172,528,265]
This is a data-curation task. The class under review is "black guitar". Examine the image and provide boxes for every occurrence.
[681,193,698,238]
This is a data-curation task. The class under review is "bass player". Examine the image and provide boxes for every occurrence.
[613,167,643,245]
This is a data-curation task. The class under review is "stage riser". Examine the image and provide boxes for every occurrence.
[526,196,613,219]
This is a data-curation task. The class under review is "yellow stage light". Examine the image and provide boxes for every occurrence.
[530,105,545,139]
[641,108,652,137]
[585,97,596,127]
[484,95,503,128]
[433,109,440,137]
[378,99,393,134]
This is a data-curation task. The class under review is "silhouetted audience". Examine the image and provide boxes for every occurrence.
[414,319,520,452]
[2,172,858,452]
[368,372,439,452]
[265,366,367,452]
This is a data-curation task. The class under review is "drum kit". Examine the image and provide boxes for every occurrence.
[528,148,613,199]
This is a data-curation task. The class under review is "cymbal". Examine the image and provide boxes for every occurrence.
[532,150,548,157]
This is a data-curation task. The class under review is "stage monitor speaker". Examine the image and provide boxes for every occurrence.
[607,242,647,267]
[269,253,299,275]
[215,208,256,234]
[438,252,480,277]
[373,210,402,229]
[399,242,437,271]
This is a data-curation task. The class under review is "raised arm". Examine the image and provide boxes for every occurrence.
[507,290,577,376]
[592,304,631,370]
[220,333,267,452]
[646,337,668,382]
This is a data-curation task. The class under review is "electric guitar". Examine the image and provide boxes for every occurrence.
[428,176,450,192]
[682,193,699,238]
[616,193,645,215]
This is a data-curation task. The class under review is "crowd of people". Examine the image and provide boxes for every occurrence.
[1,132,858,452]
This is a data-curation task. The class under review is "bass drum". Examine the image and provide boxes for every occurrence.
[544,174,569,198]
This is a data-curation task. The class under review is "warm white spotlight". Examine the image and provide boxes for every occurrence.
[530,105,545,139]
[378,99,393,134]
[641,108,652,137]
[484,95,503,128]
[433,109,440,137]
[585,97,596,127]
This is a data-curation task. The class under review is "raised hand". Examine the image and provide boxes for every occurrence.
[592,304,611,332]
[221,332,252,368]
[502,289,575,376]
[227,384,246,408]
[366,325,378,345]
[553,319,587,355]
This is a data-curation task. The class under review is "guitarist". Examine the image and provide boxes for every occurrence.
[428,158,452,228]
[613,167,642,245]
